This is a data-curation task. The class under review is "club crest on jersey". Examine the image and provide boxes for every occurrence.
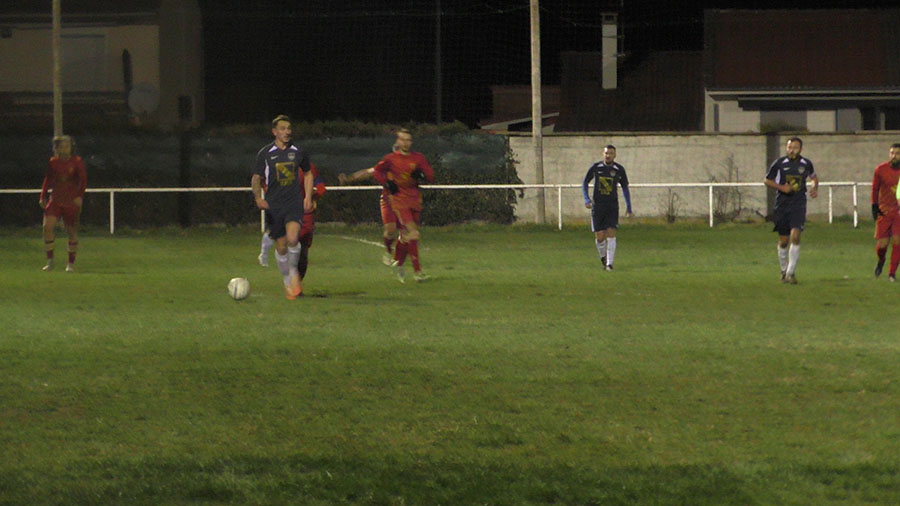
[287,152,296,161]
[798,167,805,174]
[610,169,617,177]
[409,163,417,169]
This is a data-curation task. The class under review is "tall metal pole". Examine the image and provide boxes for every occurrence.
[52,0,63,136]
[434,0,442,125]
[530,0,545,224]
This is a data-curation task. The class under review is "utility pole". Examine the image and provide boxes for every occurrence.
[530,0,545,224]
[52,0,63,136]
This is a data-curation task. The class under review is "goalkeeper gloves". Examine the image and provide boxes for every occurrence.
[385,180,399,194]
[412,168,427,183]
[872,203,882,221]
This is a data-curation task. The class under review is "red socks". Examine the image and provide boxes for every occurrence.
[408,240,420,272]
[877,245,887,262]
[890,244,900,276]
[384,237,395,254]
[393,241,409,266]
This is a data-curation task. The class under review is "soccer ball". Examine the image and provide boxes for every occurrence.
[228,277,250,301]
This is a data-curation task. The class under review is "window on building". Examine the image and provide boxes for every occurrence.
[884,108,900,130]
[861,107,880,130]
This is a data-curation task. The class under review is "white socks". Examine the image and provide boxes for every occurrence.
[778,244,788,272]
[287,244,302,277]
[260,232,274,257]
[606,237,617,265]
[595,238,607,258]
[275,250,291,286]
[787,244,800,275]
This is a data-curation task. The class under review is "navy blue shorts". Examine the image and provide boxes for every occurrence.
[772,202,806,235]
[591,206,619,232]
[266,205,303,240]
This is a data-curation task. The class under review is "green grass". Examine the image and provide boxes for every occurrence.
[2,222,900,505]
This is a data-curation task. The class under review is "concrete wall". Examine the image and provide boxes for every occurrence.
[0,25,159,92]
[510,132,900,224]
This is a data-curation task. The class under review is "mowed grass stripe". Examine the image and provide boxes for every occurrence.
[2,222,899,505]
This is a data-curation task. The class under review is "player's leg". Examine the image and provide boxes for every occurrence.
[785,228,802,284]
[381,197,398,265]
[259,211,273,267]
[592,210,607,264]
[297,212,315,280]
[604,227,618,271]
[284,219,303,297]
[772,207,791,281]
[887,214,900,281]
[874,212,892,278]
[42,211,58,271]
[63,205,79,272]
[404,211,428,281]
[269,212,295,298]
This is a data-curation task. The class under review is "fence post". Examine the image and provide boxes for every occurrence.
[557,186,563,230]
[853,183,858,228]
[708,184,714,227]
[109,190,115,235]
[828,186,833,224]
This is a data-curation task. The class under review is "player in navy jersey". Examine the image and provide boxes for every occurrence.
[764,137,818,284]
[582,145,632,271]
[251,115,313,299]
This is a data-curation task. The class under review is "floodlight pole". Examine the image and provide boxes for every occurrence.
[530,0,545,224]
[434,0,442,125]
[52,0,63,136]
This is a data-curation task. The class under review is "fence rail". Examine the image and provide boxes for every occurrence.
[1,182,872,234]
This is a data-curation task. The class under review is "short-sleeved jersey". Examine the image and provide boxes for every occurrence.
[872,161,900,215]
[40,155,87,204]
[372,151,434,210]
[583,161,628,207]
[253,142,311,210]
[766,155,816,208]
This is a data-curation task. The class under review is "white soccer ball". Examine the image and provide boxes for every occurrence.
[228,277,250,301]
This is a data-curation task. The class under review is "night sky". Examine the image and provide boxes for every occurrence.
[200,0,900,127]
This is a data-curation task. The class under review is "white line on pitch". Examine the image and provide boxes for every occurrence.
[329,235,383,248]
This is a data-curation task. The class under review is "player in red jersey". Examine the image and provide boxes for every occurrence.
[372,129,434,282]
[39,135,86,272]
[338,143,401,266]
[870,143,900,281]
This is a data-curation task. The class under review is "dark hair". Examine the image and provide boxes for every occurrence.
[891,143,900,150]
[271,114,291,128]
[605,144,616,150]
[787,137,803,147]
[52,135,75,154]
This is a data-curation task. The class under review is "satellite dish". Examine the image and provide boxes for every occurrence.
[128,82,159,114]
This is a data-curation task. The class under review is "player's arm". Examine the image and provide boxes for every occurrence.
[871,170,882,220]
[302,169,314,211]
[339,167,375,184]
[372,158,397,193]
[412,155,435,184]
[764,164,792,193]
[251,174,268,209]
[39,162,52,208]
[582,168,592,208]
[74,157,87,208]
[621,185,633,216]
[807,172,818,198]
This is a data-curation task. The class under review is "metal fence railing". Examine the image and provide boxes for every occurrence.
[1,181,872,234]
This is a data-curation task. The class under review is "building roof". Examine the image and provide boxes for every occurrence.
[704,9,900,90]
[0,1,160,24]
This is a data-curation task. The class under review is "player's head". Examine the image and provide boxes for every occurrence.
[785,137,803,159]
[603,145,616,164]
[52,135,74,159]
[271,114,292,146]
[890,143,900,167]
[395,128,412,154]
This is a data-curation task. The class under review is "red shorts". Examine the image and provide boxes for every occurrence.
[44,201,81,225]
[393,205,421,228]
[875,210,900,239]
[299,211,316,248]
[380,196,398,226]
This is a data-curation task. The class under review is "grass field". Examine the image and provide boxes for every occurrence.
[2,221,900,505]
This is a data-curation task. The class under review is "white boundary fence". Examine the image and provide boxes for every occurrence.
[1,182,871,234]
